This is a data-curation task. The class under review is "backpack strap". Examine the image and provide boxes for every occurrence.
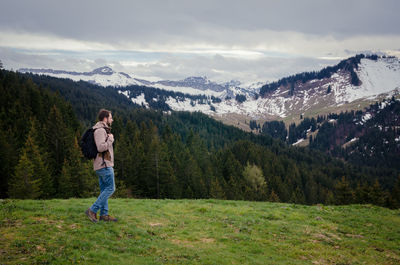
[96,126,109,167]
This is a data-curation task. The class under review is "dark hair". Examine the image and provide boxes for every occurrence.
[98,109,111,121]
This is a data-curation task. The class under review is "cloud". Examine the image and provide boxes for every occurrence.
[1,0,399,82]
[2,27,399,60]
[1,0,399,39]
[0,46,340,84]
[0,31,114,51]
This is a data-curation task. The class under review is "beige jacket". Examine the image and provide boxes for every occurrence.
[92,121,114,171]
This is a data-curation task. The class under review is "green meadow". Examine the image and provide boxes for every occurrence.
[1,198,399,264]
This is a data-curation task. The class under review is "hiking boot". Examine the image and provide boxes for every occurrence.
[85,208,98,223]
[99,215,118,222]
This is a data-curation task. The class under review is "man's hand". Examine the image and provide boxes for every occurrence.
[108,133,114,142]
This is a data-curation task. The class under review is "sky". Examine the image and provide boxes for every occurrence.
[1,0,399,84]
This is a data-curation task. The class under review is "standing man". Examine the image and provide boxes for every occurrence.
[85,109,118,222]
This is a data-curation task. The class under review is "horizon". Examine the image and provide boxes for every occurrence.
[15,53,394,86]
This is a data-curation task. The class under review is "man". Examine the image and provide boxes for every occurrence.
[85,109,118,222]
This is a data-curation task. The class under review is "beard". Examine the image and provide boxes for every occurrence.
[104,118,112,128]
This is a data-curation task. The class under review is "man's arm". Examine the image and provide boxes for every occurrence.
[94,128,114,153]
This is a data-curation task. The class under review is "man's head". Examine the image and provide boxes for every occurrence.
[98,109,113,127]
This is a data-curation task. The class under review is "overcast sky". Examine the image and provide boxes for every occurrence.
[1,0,399,84]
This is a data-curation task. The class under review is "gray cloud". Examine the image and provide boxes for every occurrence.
[1,0,399,42]
[0,0,399,83]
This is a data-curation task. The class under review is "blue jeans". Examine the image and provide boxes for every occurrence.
[90,167,116,216]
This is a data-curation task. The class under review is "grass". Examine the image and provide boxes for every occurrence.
[1,198,400,264]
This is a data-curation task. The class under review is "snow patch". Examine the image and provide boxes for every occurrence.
[362,113,372,122]
[348,58,400,102]
[292,138,305,146]
[131,93,149,108]
[118,90,129,97]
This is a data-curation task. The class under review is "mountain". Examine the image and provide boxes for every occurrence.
[18,54,400,130]
[153,76,261,99]
[18,66,143,87]
[111,54,400,130]
[258,54,400,123]
[18,66,259,99]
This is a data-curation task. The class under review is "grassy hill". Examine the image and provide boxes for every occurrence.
[1,198,399,265]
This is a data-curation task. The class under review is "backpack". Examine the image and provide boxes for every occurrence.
[80,128,100,159]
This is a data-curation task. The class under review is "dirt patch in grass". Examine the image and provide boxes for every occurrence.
[149,222,163,227]
[170,238,195,248]
[200,237,215,243]
[31,216,63,225]
[312,232,341,242]
[344,233,364,238]
[169,237,215,247]
[69,223,79,229]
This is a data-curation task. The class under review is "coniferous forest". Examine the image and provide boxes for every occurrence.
[1,69,400,208]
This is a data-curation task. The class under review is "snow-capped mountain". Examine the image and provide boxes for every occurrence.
[252,55,400,121]
[18,66,143,87]
[19,55,400,129]
[139,55,400,125]
[18,66,259,99]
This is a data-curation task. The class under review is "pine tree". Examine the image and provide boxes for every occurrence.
[0,127,18,198]
[45,105,72,184]
[58,159,74,198]
[369,179,385,206]
[354,181,370,204]
[327,85,332,94]
[58,137,97,198]
[157,142,179,198]
[114,132,131,182]
[325,190,335,205]
[137,123,160,197]
[186,130,212,197]
[268,189,280,202]
[304,179,318,204]
[115,123,142,196]
[210,177,226,199]
[7,119,53,199]
[288,82,295,96]
[335,176,354,205]
[8,150,42,199]
[183,151,205,198]
[29,118,54,198]
[388,175,400,208]
[289,186,306,204]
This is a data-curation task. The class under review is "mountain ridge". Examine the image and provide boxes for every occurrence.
[18,54,400,129]
[18,66,259,98]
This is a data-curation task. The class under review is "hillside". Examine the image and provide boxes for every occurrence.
[258,97,400,175]
[18,54,400,129]
[311,98,400,170]
[1,198,399,264]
